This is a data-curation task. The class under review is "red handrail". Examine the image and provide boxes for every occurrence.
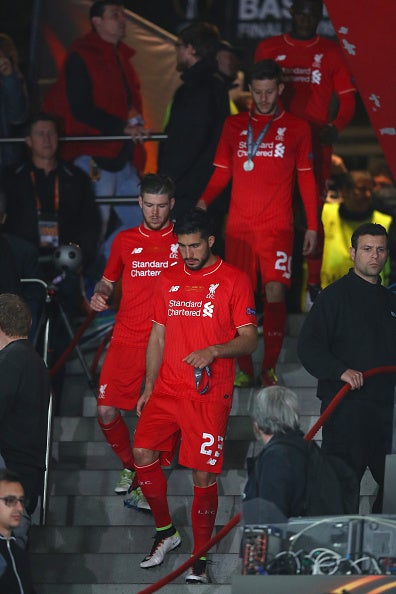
[304,365,396,441]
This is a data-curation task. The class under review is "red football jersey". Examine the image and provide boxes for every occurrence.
[103,223,179,346]
[255,34,355,127]
[211,110,318,234]
[152,258,257,401]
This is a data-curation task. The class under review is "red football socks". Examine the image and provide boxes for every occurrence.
[98,412,134,470]
[191,482,218,555]
[262,301,287,370]
[135,459,172,528]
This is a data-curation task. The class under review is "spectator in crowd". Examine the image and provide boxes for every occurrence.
[43,0,148,246]
[0,186,41,336]
[370,160,394,193]
[370,161,396,286]
[243,386,307,519]
[198,60,318,388]
[298,223,396,513]
[132,208,257,583]
[0,33,29,172]
[321,170,392,288]
[158,22,230,220]
[216,40,250,114]
[2,112,101,313]
[90,173,178,505]
[0,469,36,593]
[255,0,355,307]
[0,294,50,543]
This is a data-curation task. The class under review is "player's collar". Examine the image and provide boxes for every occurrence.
[284,32,320,48]
[183,257,223,277]
[138,222,174,238]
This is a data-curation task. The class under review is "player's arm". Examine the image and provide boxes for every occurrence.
[90,278,114,311]
[197,165,232,210]
[182,324,258,369]
[137,322,165,416]
[320,92,356,146]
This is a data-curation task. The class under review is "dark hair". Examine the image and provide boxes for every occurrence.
[90,0,123,19]
[0,469,22,485]
[351,223,389,250]
[174,207,214,239]
[291,0,323,14]
[140,173,175,199]
[178,22,220,60]
[249,59,283,85]
[26,112,60,137]
[0,294,31,337]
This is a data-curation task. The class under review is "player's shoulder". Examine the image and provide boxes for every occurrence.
[279,109,310,131]
[316,35,345,57]
[256,34,285,53]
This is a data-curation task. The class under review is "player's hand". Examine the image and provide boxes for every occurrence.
[136,389,151,417]
[319,123,338,146]
[341,368,364,390]
[89,292,109,312]
[124,123,150,143]
[302,229,318,256]
[196,199,207,211]
[183,347,216,369]
[0,57,13,77]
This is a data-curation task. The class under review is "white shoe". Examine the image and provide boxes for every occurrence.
[140,529,181,568]
[123,486,150,511]
[114,468,135,494]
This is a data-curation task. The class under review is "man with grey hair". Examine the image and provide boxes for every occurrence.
[243,385,308,518]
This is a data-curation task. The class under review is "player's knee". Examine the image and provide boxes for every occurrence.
[97,405,118,424]
[192,469,217,488]
[133,447,158,467]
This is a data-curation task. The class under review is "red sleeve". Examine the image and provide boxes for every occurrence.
[332,90,355,131]
[295,121,319,231]
[230,269,257,328]
[199,166,232,207]
[102,233,124,282]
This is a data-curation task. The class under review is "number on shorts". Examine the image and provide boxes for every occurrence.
[274,251,291,279]
[200,433,214,456]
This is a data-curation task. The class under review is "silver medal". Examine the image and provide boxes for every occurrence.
[243,159,254,172]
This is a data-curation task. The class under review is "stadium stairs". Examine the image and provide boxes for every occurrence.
[30,313,377,593]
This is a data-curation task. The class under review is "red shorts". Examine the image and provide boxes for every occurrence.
[225,227,293,290]
[133,392,231,473]
[97,341,145,410]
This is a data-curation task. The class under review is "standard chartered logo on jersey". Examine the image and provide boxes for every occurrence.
[168,299,215,318]
[130,259,169,277]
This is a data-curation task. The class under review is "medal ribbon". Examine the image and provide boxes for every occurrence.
[246,108,278,163]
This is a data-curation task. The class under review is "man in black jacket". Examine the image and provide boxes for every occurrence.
[0,469,36,593]
[298,222,396,512]
[158,22,230,220]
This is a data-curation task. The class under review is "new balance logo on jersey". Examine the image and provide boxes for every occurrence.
[275,127,286,141]
[275,54,286,61]
[313,53,323,68]
[274,143,285,158]
[170,243,179,259]
[98,383,107,399]
[132,247,143,254]
[169,285,180,292]
[202,301,214,318]
[206,283,219,299]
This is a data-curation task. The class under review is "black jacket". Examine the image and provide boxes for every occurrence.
[158,58,230,218]
[298,269,396,405]
[3,160,101,269]
[0,535,36,593]
[244,430,308,519]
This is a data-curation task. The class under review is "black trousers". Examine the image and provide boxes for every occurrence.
[320,398,393,513]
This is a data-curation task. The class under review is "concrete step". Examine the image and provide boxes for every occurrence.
[41,495,242,527]
[30,525,243,554]
[31,552,241,585]
[48,468,248,497]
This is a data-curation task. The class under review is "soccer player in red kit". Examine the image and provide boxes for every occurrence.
[133,208,257,583]
[197,59,318,387]
[90,174,179,507]
[255,0,355,302]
